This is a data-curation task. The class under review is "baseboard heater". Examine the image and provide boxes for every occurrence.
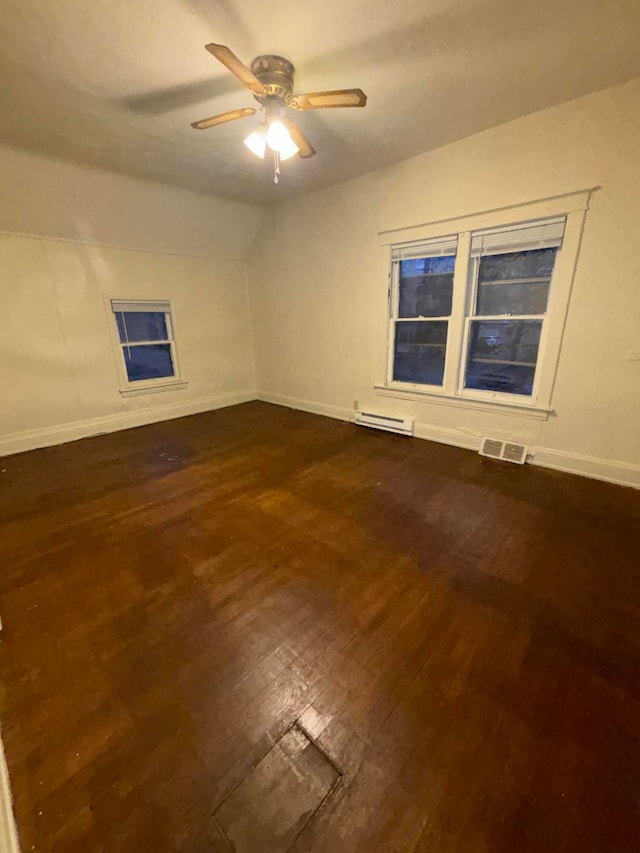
[354,411,414,436]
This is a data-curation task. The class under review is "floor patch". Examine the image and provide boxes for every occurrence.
[214,725,340,852]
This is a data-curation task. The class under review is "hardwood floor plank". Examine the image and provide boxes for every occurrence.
[1,401,639,851]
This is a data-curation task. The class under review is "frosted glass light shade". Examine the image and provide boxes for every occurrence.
[244,124,267,159]
[266,120,299,160]
[275,135,299,161]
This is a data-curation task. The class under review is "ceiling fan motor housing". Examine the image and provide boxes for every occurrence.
[251,55,295,103]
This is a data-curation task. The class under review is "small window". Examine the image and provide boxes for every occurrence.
[109,300,186,395]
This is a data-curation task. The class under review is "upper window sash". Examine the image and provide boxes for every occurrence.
[114,310,173,348]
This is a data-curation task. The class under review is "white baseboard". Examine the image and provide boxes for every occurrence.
[413,422,481,451]
[258,392,352,423]
[530,446,640,489]
[414,423,638,488]
[258,391,639,489]
[0,735,19,853]
[0,390,257,458]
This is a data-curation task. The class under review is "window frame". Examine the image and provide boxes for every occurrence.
[457,247,552,405]
[386,237,457,393]
[376,190,592,418]
[104,297,188,397]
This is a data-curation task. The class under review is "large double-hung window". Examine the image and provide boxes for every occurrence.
[382,193,589,413]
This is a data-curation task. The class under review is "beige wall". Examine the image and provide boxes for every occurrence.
[2,80,639,485]
[0,147,262,454]
[248,77,640,486]
[0,144,262,258]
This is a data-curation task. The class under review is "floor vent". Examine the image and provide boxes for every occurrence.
[480,437,528,464]
[355,411,414,436]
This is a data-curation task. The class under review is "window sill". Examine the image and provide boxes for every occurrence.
[120,379,189,398]
[374,383,553,420]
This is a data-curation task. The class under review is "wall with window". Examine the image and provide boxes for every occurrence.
[248,76,640,486]
[0,145,262,454]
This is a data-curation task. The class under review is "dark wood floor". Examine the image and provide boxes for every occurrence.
[1,402,639,852]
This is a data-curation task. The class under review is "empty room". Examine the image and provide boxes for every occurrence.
[1,1,639,851]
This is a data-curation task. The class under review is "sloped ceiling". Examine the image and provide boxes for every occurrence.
[1,0,639,205]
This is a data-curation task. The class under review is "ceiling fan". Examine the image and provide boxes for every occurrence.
[191,44,367,182]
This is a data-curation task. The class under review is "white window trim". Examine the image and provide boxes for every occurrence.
[104,296,189,397]
[375,189,594,418]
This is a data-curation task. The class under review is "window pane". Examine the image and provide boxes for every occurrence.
[398,256,455,318]
[123,344,175,382]
[477,281,549,315]
[465,320,541,396]
[116,311,168,344]
[476,248,556,316]
[478,248,557,283]
[393,321,448,386]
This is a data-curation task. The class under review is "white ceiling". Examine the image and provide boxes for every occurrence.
[1,0,639,205]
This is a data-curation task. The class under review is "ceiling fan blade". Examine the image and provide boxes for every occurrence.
[205,44,266,96]
[289,88,367,110]
[191,107,256,130]
[282,118,316,159]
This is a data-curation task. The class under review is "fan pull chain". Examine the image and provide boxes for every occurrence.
[273,150,280,184]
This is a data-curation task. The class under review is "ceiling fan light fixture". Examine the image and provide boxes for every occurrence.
[193,46,368,179]
[244,123,267,158]
[266,119,299,159]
